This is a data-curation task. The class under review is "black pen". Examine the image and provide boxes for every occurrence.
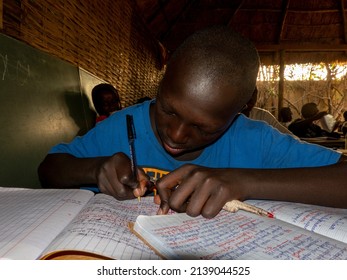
[126,114,140,201]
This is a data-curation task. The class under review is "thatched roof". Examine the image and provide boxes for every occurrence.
[135,0,347,65]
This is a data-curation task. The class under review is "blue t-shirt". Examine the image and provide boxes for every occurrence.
[50,100,341,182]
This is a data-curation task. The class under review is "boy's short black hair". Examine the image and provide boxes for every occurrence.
[301,102,318,119]
[91,83,121,115]
[92,83,120,104]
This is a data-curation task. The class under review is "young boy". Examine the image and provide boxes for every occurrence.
[91,83,122,123]
[38,26,347,219]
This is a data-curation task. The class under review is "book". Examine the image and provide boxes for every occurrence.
[0,187,161,260]
[131,199,347,260]
[2,187,347,260]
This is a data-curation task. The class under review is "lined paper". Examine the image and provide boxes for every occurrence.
[0,187,160,260]
[134,210,347,260]
[40,194,160,260]
[246,200,347,243]
[0,187,93,260]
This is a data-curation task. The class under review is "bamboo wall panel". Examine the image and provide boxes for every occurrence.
[2,0,164,106]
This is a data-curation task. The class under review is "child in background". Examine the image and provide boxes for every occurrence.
[339,110,347,136]
[242,87,294,136]
[289,102,339,138]
[92,83,122,123]
[278,107,293,127]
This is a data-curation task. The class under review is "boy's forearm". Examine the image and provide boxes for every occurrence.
[243,160,347,208]
[38,153,106,188]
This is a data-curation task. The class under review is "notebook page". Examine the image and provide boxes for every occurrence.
[0,187,93,260]
[246,200,347,243]
[133,210,347,260]
[41,194,161,260]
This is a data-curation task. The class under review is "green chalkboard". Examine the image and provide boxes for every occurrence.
[0,34,96,188]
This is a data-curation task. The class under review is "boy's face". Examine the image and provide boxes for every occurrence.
[152,61,242,159]
[96,92,121,116]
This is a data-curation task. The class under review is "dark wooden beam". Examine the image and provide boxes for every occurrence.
[160,0,198,41]
[146,0,170,25]
[227,0,246,27]
[340,0,347,44]
[278,0,290,43]
[239,8,339,14]
[278,50,285,115]
[0,0,2,30]
[256,43,347,52]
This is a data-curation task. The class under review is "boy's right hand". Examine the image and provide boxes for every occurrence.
[96,152,148,200]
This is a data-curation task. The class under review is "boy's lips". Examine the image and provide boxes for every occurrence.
[162,141,186,155]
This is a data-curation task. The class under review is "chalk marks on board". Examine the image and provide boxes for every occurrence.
[0,52,31,85]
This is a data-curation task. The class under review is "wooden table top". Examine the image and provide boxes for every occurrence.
[300,137,346,149]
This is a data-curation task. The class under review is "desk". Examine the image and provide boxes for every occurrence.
[337,149,347,155]
[300,137,346,149]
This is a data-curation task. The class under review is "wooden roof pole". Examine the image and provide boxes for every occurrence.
[340,0,347,58]
[160,0,197,42]
[146,0,170,25]
[278,0,290,43]
[278,50,285,118]
[276,0,289,117]
[0,0,3,30]
[340,0,347,44]
[227,0,246,27]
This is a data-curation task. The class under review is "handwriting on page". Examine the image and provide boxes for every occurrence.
[246,200,347,243]
[146,211,347,260]
[0,188,94,260]
[43,195,160,260]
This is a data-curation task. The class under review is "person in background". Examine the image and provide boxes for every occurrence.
[92,83,122,123]
[288,102,339,138]
[242,87,295,136]
[278,107,293,128]
[339,110,347,136]
[38,26,347,219]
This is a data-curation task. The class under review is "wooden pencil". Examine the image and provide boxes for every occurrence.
[223,200,274,218]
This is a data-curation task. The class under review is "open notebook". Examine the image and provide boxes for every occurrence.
[1,187,347,260]
[130,200,347,260]
[0,187,160,260]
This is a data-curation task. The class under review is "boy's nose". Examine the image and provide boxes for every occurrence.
[168,122,190,145]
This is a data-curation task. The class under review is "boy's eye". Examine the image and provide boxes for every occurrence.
[162,107,175,116]
[194,125,215,137]
[161,104,176,116]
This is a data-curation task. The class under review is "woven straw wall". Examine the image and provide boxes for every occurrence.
[1,0,164,106]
